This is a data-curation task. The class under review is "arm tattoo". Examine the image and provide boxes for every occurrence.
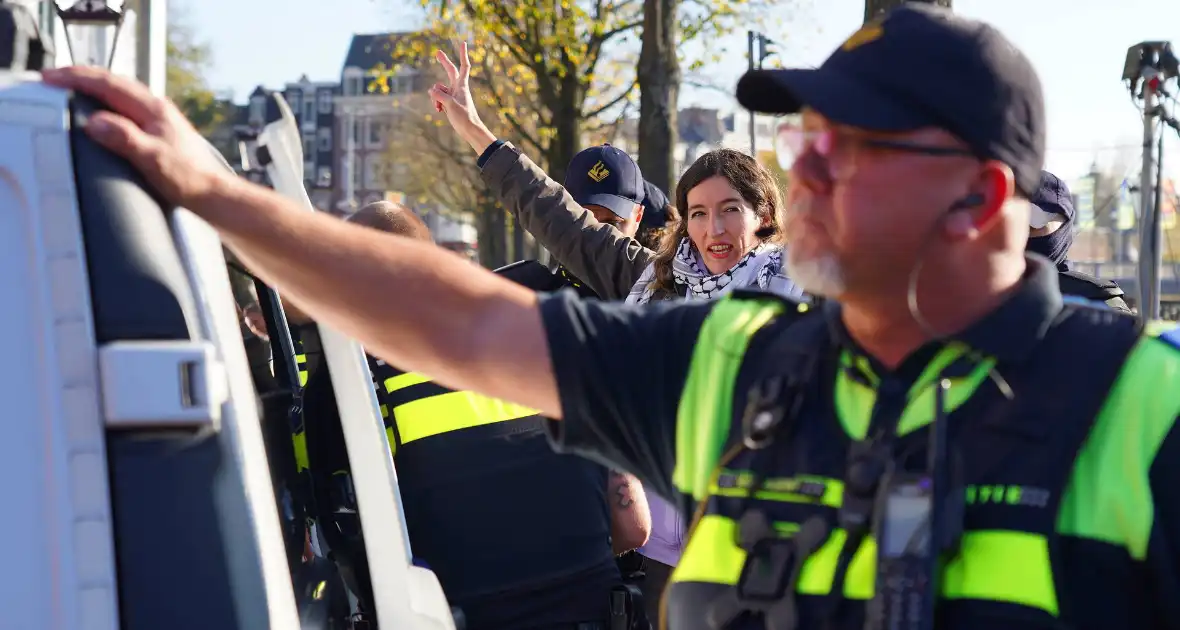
[610,470,635,509]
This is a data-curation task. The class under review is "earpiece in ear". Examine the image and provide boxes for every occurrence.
[943,193,987,239]
[949,193,985,212]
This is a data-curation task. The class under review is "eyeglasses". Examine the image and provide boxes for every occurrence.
[774,121,976,182]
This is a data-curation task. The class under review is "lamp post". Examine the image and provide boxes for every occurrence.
[56,0,124,68]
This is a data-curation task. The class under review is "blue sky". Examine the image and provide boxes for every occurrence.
[186,0,1180,183]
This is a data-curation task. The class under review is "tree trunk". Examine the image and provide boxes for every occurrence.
[545,74,584,185]
[637,0,681,195]
[476,194,508,268]
[511,213,526,262]
[864,0,950,23]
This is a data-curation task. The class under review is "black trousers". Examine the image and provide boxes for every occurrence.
[640,556,675,626]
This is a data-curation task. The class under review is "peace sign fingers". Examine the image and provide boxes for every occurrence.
[435,48,460,85]
[456,40,471,82]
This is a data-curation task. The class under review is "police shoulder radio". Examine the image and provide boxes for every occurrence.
[869,379,959,630]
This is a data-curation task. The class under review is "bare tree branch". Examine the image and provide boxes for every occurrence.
[582,78,638,119]
[585,18,643,76]
[682,72,736,97]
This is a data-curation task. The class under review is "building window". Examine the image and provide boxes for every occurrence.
[364,155,385,191]
[343,71,364,97]
[317,166,332,187]
[368,120,384,148]
[342,156,361,192]
[318,90,333,113]
[249,97,264,125]
[303,135,316,160]
[303,95,316,122]
[304,161,315,181]
[318,128,333,152]
[339,117,362,147]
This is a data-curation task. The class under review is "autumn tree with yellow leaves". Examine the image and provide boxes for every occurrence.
[374,0,778,264]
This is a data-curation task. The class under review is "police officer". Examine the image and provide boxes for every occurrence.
[1028,169,1131,312]
[490,143,654,300]
[51,8,1180,630]
[636,180,673,251]
[300,201,650,630]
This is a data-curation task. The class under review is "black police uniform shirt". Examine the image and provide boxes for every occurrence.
[535,255,1180,630]
[496,259,601,298]
[300,266,619,630]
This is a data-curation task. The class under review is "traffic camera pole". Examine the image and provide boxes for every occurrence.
[1138,70,1161,319]
[1125,41,1178,318]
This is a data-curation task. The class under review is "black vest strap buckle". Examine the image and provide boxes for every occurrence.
[706,515,831,630]
[741,372,810,451]
[741,376,786,450]
[838,438,892,536]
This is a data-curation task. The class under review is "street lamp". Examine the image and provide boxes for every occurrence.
[57,0,125,68]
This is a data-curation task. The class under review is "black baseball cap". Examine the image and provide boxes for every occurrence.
[564,145,645,219]
[640,180,671,228]
[736,4,1045,196]
[1029,170,1075,229]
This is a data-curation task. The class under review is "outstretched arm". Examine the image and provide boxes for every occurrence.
[43,65,563,418]
[42,66,714,493]
[209,181,563,417]
[428,43,654,300]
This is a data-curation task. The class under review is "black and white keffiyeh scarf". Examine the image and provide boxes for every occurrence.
[625,238,802,305]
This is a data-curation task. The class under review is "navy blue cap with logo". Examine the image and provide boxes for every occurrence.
[736,4,1046,197]
[564,144,646,220]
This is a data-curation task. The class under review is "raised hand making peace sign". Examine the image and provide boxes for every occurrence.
[428,41,498,156]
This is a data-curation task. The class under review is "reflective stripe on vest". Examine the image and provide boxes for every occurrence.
[383,372,538,454]
[668,295,1180,622]
[293,347,308,471]
[296,353,308,386]
[293,430,309,472]
[671,297,792,500]
[676,515,1058,612]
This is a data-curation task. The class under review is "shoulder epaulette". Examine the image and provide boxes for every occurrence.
[728,288,816,316]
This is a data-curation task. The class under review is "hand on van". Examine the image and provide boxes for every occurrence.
[41,65,232,211]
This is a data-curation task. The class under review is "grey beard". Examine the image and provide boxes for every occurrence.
[784,195,846,297]
[786,252,846,297]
